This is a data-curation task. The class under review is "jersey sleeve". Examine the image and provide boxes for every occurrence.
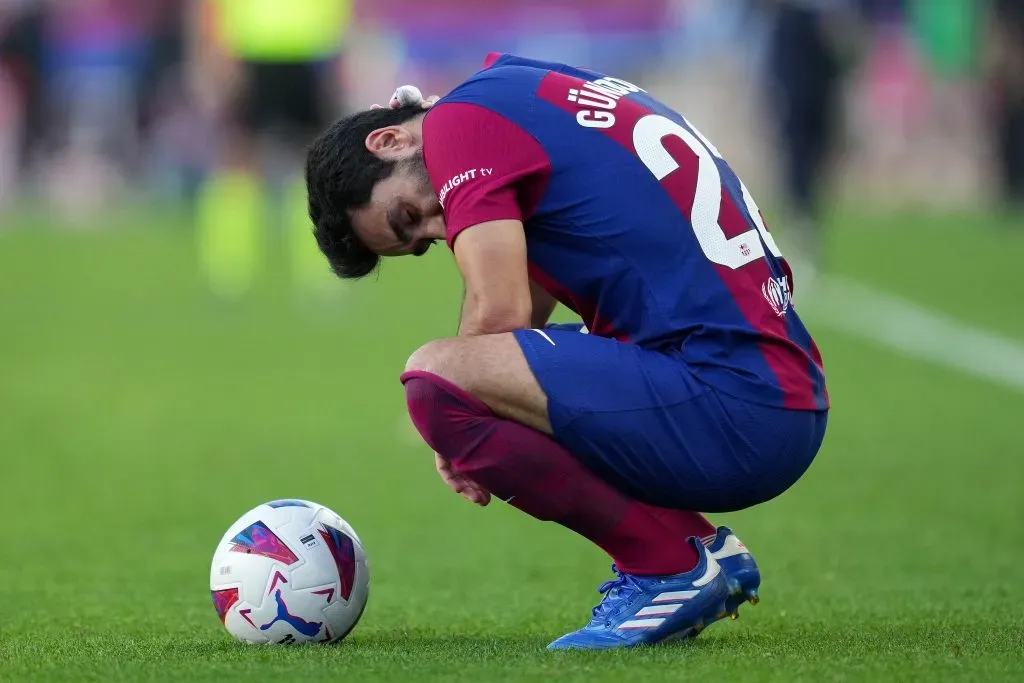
[422,102,551,248]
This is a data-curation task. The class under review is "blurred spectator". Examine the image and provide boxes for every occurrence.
[136,0,187,150]
[0,0,46,189]
[0,0,1008,223]
[753,0,863,271]
[41,0,151,216]
[191,0,353,301]
[909,0,976,83]
[983,0,1024,212]
[1,0,183,215]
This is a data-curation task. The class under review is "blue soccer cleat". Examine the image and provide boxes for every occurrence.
[547,539,730,650]
[706,526,761,621]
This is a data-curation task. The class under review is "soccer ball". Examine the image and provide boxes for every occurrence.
[209,499,370,644]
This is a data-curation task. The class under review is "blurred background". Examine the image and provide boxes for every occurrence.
[1,0,1022,226]
[1,3,1023,675]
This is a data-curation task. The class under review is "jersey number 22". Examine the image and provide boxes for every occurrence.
[633,114,783,270]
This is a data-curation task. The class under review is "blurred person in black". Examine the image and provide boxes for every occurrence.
[752,0,862,274]
[136,0,187,146]
[984,0,1024,213]
[0,0,47,183]
[191,0,353,301]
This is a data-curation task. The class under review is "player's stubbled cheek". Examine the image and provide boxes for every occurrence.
[352,206,398,255]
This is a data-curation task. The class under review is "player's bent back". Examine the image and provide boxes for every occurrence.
[423,54,828,412]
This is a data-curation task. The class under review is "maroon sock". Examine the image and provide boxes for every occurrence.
[401,370,699,575]
[642,506,718,547]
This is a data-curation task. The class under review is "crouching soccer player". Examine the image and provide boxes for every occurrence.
[304,53,829,650]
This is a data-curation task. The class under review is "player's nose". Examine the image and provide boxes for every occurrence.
[422,215,447,242]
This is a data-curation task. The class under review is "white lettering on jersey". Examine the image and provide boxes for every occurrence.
[438,168,479,208]
[566,77,645,129]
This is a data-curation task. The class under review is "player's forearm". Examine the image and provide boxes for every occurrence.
[458,292,531,337]
[450,221,533,335]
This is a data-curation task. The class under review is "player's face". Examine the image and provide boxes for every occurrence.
[350,151,445,257]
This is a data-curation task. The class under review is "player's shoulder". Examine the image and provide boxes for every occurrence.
[434,53,601,119]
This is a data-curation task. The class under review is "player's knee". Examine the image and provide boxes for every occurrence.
[404,339,452,377]
[402,371,447,452]
[401,369,491,458]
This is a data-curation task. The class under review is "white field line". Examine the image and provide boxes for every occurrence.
[803,274,1024,395]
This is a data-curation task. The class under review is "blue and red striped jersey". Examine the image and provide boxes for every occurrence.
[422,53,828,411]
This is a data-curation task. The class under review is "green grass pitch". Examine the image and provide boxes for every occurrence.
[0,208,1022,682]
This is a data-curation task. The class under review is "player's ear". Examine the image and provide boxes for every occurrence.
[365,126,416,159]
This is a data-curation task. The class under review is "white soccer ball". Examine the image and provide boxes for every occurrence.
[209,499,370,644]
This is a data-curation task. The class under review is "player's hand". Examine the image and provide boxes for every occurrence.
[434,452,491,506]
[370,85,440,111]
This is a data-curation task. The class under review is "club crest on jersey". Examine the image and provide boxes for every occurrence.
[566,77,645,129]
[762,275,791,317]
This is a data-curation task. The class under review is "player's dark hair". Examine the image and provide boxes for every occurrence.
[305,105,426,279]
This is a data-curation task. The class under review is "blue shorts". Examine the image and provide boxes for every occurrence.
[514,328,828,512]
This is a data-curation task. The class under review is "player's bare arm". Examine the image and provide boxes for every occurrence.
[452,220,532,337]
